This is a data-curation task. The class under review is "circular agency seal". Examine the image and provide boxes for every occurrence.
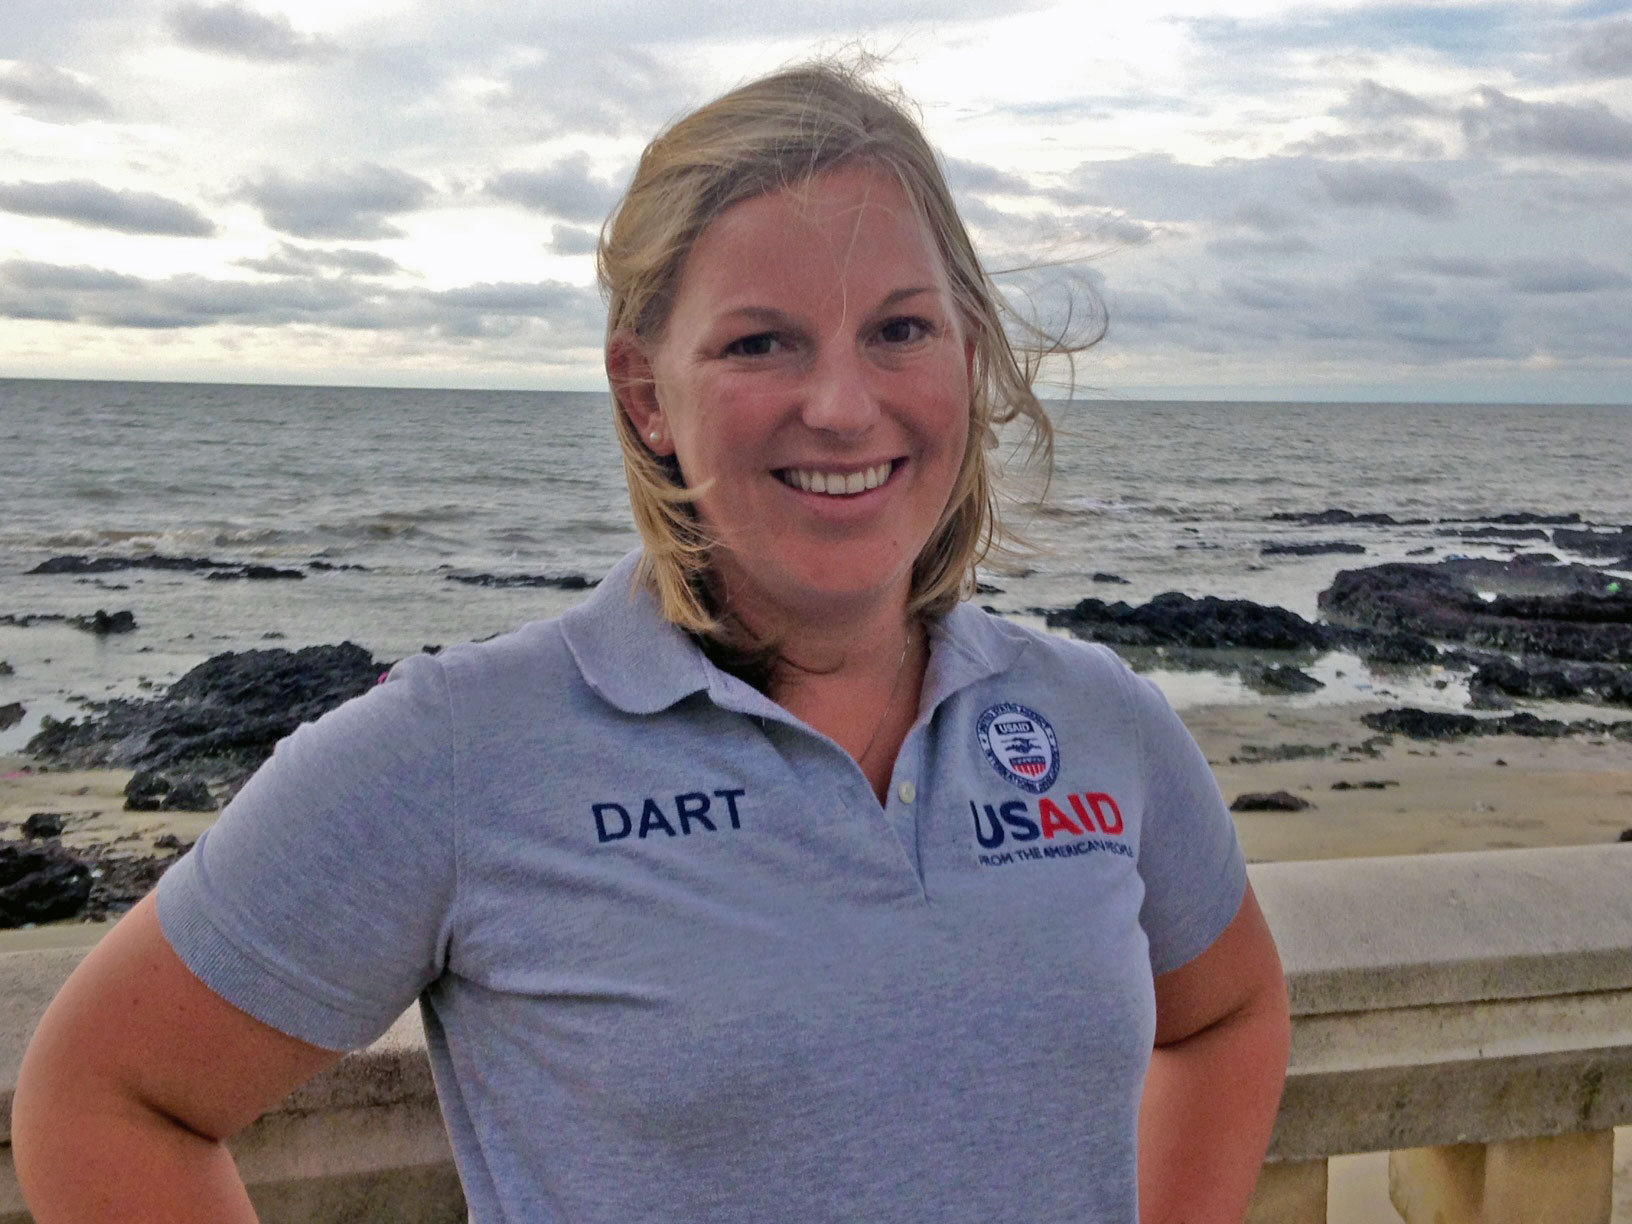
[976,702,1060,794]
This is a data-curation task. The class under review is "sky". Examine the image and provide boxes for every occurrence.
[1,0,1630,401]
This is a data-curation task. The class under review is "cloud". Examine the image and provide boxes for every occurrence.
[1317,164,1457,218]
[1461,86,1632,160]
[944,157,1036,197]
[1207,235,1319,260]
[1414,255,1499,278]
[1566,17,1632,79]
[235,242,401,277]
[1333,80,1443,123]
[0,258,602,342]
[486,153,621,223]
[1503,256,1631,294]
[166,2,333,62]
[1187,4,1529,60]
[238,164,432,239]
[0,60,112,122]
[0,180,216,236]
[549,224,599,256]
[1228,201,1303,235]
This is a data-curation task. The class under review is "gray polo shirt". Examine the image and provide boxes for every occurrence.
[158,550,1246,1223]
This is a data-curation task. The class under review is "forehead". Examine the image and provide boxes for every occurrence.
[672,164,950,315]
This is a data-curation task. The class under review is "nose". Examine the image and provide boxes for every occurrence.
[799,347,880,437]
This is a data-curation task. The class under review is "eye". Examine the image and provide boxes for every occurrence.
[875,316,934,345]
[724,332,783,358]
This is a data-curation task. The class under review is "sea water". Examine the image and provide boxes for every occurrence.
[2,379,1629,751]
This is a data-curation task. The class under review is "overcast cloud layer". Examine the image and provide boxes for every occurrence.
[1,0,1629,400]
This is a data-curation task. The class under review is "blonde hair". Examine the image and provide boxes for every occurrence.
[599,59,1080,641]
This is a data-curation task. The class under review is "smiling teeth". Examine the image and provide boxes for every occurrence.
[782,462,893,495]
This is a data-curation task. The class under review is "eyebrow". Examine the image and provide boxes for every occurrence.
[718,287,941,327]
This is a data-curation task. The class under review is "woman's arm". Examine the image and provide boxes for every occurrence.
[12,893,343,1224]
[1137,883,1290,1224]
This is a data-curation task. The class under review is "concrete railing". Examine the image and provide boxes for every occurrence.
[1,844,1628,1223]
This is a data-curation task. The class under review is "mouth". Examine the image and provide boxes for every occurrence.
[774,459,899,497]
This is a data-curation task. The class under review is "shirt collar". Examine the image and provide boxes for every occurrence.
[560,549,1029,720]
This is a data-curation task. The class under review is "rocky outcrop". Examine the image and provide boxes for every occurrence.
[27,554,229,575]
[1553,526,1632,557]
[1319,559,1632,663]
[446,571,597,590]
[1360,707,1632,740]
[123,770,217,811]
[1260,541,1367,557]
[1043,592,1331,651]
[1468,658,1632,708]
[25,643,382,791]
[1230,791,1314,812]
[1,842,92,927]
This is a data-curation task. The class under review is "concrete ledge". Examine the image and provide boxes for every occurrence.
[1,845,1629,1216]
[1253,844,1632,1014]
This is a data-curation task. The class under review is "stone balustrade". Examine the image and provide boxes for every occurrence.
[1,843,1628,1223]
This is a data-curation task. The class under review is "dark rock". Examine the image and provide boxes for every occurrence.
[1554,526,1632,557]
[1266,510,1414,527]
[1320,558,1632,662]
[1360,708,1481,739]
[1245,664,1324,694]
[1043,592,1330,651]
[124,769,171,811]
[27,643,382,794]
[1453,512,1581,526]
[161,777,216,811]
[0,842,92,926]
[1469,658,1632,708]
[1260,541,1367,557]
[1620,828,1632,843]
[1330,780,1398,790]
[21,812,65,838]
[0,702,24,731]
[152,833,191,851]
[1358,633,1440,666]
[1230,790,1314,812]
[0,659,13,675]
[1510,553,1560,565]
[69,609,137,635]
[975,581,1005,595]
[1229,743,1335,764]
[1405,546,1436,556]
[205,565,305,582]
[447,571,597,590]
[0,614,67,628]
[1361,706,1632,740]
[306,560,368,572]
[1091,572,1130,585]
[1436,527,1551,541]
[27,554,229,575]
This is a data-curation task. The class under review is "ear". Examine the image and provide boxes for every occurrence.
[606,329,674,456]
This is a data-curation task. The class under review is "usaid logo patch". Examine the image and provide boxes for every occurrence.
[976,702,1059,794]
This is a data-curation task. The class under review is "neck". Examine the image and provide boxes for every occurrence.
[714,577,919,687]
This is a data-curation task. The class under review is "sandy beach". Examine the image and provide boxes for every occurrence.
[4,700,1629,1221]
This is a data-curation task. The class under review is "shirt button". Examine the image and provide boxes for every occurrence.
[897,781,917,804]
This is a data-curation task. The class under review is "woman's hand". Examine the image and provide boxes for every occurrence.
[1137,883,1291,1224]
[12,892,342,1223]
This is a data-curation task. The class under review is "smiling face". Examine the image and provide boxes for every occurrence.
[617,164,974,631]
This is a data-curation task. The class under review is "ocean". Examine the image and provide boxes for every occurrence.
[3,378,1630,753]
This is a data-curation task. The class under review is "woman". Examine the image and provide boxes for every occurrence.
[14,63,1289,1223]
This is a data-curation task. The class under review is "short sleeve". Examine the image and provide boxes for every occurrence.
[1120,668,1248,977]
[155,652,459,1051]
